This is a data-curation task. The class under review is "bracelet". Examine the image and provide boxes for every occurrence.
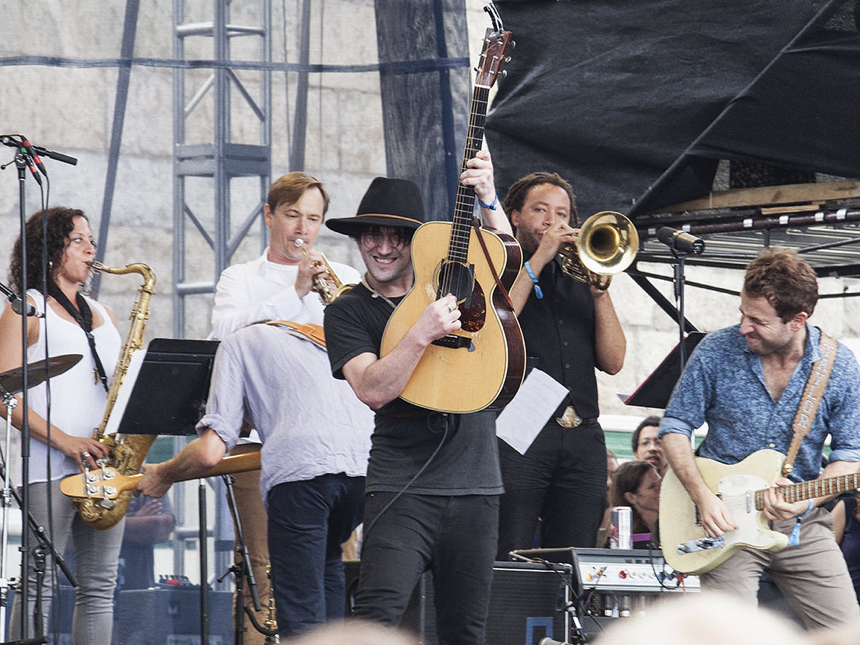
[524,261,543,299]
[787,499,815,546]
[797,498,815,520]
[477,193,498,210]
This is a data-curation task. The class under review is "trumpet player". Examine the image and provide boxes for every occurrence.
[209,171,362,643]
[211,172,361,340]
[496,172,627,559]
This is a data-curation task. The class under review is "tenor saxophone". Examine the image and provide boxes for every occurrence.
[73,261,156,530]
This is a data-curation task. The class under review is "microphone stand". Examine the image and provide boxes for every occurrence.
[219,475,261,645]
[0,135,74,642]
[669,248,690,370]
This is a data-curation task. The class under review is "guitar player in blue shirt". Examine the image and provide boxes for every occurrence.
[660,247,860,629]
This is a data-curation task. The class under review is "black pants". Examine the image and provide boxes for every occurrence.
[353,492,499,645]
[496,421,606,559]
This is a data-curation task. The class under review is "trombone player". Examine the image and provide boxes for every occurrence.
[496,172,627,559]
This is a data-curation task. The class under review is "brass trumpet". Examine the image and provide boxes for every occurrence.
[559,211,639,290]
[294,239,348,305]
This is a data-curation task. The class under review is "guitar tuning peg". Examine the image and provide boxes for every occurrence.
[510,40,517,50]
[501,70,508,79]
[504,56,511,63]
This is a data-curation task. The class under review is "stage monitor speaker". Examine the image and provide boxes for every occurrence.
[113,588,233,645]
[347,560,572,645]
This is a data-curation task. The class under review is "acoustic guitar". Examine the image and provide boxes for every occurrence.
[380,20,525,414]
[60,451,261,502]
[659,449,860,574]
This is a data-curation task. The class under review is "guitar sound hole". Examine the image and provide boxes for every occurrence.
[437,261,474,306]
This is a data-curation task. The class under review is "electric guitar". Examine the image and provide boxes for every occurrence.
[60,450,261,502]
[659,449,860,574]
[379,15,525,414]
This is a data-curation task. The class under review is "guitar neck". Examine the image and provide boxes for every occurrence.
[448,83,492,265]
[755,471,860,509]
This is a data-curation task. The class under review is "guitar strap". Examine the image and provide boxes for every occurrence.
[782,328,838,477]
[265,320,327,350]
[470,217,515,311]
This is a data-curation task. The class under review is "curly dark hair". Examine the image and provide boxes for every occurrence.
[743,247,818,321]
[9,207,88,294]
[502,172,578,228]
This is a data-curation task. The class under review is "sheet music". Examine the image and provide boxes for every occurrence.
[103,348,147,436]
[496,368,568,455]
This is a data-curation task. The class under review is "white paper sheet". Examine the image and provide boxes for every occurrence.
[495,368,568,455]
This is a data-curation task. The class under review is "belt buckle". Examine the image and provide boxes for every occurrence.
[556,406,582,429]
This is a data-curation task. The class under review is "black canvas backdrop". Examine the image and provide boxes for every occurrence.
[632,0,860,216]
[484,0,818,219]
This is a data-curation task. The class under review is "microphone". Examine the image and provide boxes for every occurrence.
[21,137,47,176]
[657,226,704,255]
[11,297,40,318]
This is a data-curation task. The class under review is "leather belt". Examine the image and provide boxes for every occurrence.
[555,406,598,429]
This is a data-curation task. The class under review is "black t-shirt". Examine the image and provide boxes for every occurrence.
[518,256,599,420]
[324,283,503,495]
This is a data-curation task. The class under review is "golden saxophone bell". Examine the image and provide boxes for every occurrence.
[294,239,348,305]
[559,211,639,290]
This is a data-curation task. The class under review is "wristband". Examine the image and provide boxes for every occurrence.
[524,261,543,299]
[477,193,498,210]
[797,498,815,519]
[787,499,815,546]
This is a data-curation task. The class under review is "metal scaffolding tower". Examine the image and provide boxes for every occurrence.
[172,0,273,339]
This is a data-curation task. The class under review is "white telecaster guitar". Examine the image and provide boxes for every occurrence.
[659,449,860,574]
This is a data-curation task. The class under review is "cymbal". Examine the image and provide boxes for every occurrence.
[0,354,83,397]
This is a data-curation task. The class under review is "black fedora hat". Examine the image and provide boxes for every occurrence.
[326,177,425,236]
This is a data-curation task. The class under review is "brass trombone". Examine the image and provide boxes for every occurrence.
[558,211,639,290]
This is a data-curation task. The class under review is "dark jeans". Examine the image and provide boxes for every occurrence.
[267,473,365,637]
[497,421,606,559]
[354,492,499,645]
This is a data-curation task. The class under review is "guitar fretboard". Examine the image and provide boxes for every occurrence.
[754,472,860,509]
[447,83,491,267]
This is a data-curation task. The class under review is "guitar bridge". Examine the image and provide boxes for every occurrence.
[432,335,475,351]
[677,536,725,554]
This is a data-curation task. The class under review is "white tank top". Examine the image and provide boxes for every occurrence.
[25,290,122,483]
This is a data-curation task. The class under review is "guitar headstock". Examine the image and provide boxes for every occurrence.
[475,6,512,90]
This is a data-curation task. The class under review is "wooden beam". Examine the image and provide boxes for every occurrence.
[655,180,860,213]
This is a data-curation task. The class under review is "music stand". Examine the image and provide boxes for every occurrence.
[110,338,220,437]
[109,338,220,645]
[622,332,705,409]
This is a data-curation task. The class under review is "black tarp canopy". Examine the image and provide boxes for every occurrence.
[485,0,860,277]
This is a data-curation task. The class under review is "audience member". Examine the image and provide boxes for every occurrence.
[594,593,809,645]
[631,416,666,475]
[606,460,661,548]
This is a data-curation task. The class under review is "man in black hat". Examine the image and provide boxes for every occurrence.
[323,150,510,645]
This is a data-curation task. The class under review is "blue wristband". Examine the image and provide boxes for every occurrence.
[524,261,543,299]
[787,499,815,546]
[797,498,815,519]
[477,193,498,210]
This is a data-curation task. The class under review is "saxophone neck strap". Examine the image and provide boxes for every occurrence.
[47,281,109,392]
[782,328,838,477]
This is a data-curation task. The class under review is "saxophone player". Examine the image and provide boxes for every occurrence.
[0,207,123,645]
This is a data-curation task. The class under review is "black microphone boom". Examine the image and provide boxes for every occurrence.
[656,227,705,255]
